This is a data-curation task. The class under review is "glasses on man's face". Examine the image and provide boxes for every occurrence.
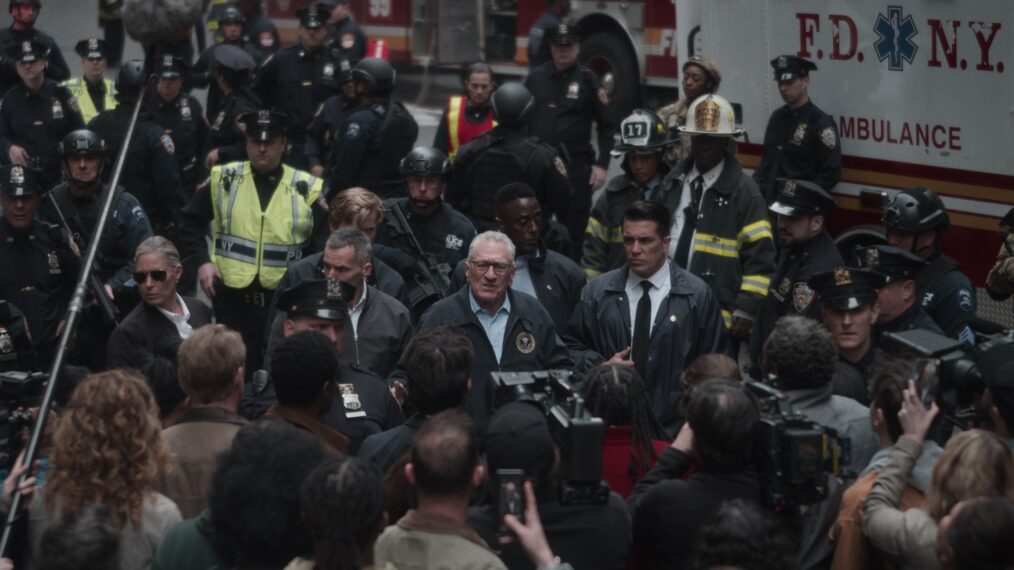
[469,260,513,276]
[132,270,168,283]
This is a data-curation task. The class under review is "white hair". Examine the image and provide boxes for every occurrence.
[467,230,516,263]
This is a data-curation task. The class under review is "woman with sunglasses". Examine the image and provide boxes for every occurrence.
[106,235,213,421]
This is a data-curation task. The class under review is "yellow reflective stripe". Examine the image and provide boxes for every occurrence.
[740,274,771,296]
[693,233,739,258]
[447,96,463,157]
[584,268,602,279]
[738,219,774,245]
[585,217,624,244]
[721,309,733,328]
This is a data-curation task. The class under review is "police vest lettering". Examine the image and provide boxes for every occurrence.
[61,77,116,124]
[210,162,323,290]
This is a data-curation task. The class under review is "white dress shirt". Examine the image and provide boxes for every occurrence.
[624,260,671,339]
[156,293,193,339]
[669,159,725,263]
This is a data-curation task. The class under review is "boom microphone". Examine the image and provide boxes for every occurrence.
[122,0,203,46]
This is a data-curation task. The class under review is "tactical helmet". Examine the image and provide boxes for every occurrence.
[678,94,743,137]
[882,187,950,233]
[351,57,395,95]
[610,109,670,159]
[218,5,246,24]
[399,147,450,178]
[58,129,106,157]
[114,59,146,101]
[490,83,534,127]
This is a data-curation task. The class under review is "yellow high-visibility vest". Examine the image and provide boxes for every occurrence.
[61,77,116,124]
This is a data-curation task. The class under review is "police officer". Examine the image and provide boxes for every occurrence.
[188,5,257,118]
[62,38,116,124]
[0,40,83,189]
[204,45,261,167]
[858,244,945,339]
[39,129,153,369]
[305,59,354,178]
[432,62,496,158]
[326,57,418,199]
[0,0,69,95]
[810,266,886,404]
[254,5,344,171]
[752,55,841,203]
[749,179,843,368]
[0,164,77,367]
[882,187,977,344]
[318,0,367,64]
[373,146,476,317]
[583,108,671,278]
[180,110,324,379]
[243,277,404,451]
[89,59,188,240]
[236,0,279,63]
[149,55,208,198]
[446,83,571,236]
[524,23,616,253]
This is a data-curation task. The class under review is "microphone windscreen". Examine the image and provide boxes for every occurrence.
[122,0,203,46]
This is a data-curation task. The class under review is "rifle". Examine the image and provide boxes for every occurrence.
[388,201,453,311]
[44,192,121,325]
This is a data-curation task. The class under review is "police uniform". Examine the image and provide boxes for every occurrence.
[0,165,77,366]
[0,300,34,371]
[188,6,259,118]
[917,252,977,344]
[857,245,946,339]
[180,110,324,378]
[749,180,844,368]
[752,55,842,202]
[526,8,562,69]
[204,45,261,165]
[0,17,70,96]
[446,125,572,234]
[98,0,123,66]
[811,266,888,404]
[524,24,616,251]
[254,6,345,170]
[148,56,209,196]
[322,0,367,64]
[326,99,419,199]
[305,63,354,173]
[0,41,84,189]
[61,38,117,124]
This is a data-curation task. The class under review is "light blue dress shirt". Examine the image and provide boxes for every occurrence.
[470,289,512,363]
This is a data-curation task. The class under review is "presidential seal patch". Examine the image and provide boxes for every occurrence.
[792,282,815,313]
[515,332,536,354]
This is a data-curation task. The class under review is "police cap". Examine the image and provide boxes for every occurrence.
[857,244,929,283]
[882,187,950,233]
[6,39,48,64]
[769,179,836,217]
[0,165,42,198]
[546,23,581,45]
[297,5,330,29]
[213,44,257,72]
[218,5,245,24]
[770,54,817,82]
[810,266,885,311]
[74,37,109,60]
[276,278,350,322]
[155,54,188,78]
[239,110,289,141]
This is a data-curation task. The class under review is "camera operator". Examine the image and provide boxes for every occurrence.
[971,342,1014,445]
[628,380,761,570]
[762,315,879,473]
[359,325,472,474]
[467,401,631,569]
[828,357,943,570]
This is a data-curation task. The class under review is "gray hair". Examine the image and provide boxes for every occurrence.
[325,227,372,266]
[134,235,181,268]
[467,231,516,263]
[763,316,838,390]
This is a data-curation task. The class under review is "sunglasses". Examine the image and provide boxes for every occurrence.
[132,270,168,283]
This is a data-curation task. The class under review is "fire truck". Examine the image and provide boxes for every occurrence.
[265,0,1014,324]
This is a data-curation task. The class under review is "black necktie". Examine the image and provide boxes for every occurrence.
[631,280,653,379]
[674,175,704,268]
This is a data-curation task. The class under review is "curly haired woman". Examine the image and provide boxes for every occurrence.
[26,369,181,568]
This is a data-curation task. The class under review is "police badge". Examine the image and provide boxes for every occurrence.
[515,332,536,354]
[48,251,60,274]
[833,267,852,286]
[567,82,579,99]
[792,282,815,312]
[864,247,880,268]
[51,100,64,119]
[323,62,334,79]
[338,383,366,418]
[10,166,24,184]
[791,123,807,145]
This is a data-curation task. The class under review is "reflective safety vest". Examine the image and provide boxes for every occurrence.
[446,96,494,159]
[209,161,322,290]
[61,77,117,124]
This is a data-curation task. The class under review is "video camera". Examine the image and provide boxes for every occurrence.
[491,370,609,506]
[744,380,848,511]
[0,370,46,472]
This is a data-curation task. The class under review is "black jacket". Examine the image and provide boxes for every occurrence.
[408,286,573,433]
[358,413,425,472]
[629,447,761,570]
[565,263,729,433]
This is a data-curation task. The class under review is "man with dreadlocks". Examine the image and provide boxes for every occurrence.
[582,364,670,498]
